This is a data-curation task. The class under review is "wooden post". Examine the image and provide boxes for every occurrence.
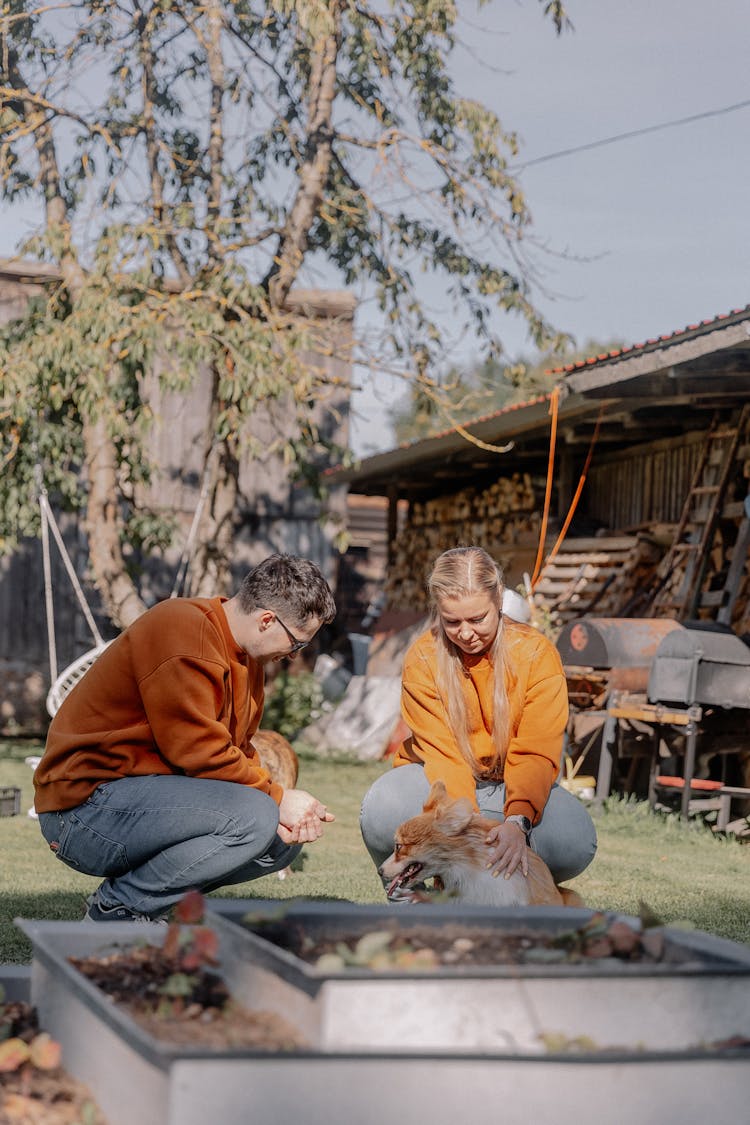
[386,484,399,569]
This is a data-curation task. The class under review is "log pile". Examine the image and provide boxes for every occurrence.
[532,535,666,628]
[385,474,539,611]
[382,444,750,633]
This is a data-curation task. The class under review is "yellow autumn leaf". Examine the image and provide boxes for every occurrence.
[0,1037,31,1072]
[29,1032,62,1071]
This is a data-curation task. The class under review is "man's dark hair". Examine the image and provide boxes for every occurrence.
[237,554,336,626]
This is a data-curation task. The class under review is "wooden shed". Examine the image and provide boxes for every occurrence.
[332,305,750,636]
[0,260,356,733]
[331,307,750,820]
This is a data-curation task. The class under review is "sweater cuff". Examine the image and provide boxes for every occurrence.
[504,799,536,822]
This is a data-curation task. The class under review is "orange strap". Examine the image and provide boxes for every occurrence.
[531,402,606,589]
[530,386,560,588]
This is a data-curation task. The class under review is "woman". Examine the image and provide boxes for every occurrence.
[360,546,596,897]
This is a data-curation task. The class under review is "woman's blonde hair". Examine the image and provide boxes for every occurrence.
[427,546,511,775]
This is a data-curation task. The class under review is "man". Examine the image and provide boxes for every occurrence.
[34,553,337,921]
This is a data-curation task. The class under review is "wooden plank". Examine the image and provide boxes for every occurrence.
[549,537,637,551]
[609,705,694,726]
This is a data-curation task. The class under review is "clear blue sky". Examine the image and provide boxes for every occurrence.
[350,0,750,454]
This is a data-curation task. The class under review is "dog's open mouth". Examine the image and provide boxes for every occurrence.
[386,862,424,898]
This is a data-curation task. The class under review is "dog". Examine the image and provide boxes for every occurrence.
[253,728,300,789]
[380,780,583,907]
[253,729,300,879]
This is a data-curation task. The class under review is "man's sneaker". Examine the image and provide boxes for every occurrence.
[84,894,168,925]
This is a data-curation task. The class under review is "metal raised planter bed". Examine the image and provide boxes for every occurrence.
[17,902,750,1125]
[211,899,750,1053]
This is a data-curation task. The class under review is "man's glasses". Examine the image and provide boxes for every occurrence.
[274,613,310,655]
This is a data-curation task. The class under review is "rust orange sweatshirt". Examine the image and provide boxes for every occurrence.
[34,596,280,813]
[393,620,568,822]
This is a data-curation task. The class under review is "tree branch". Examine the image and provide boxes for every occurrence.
[198,0,226,265]
[135,1,192,284]
[265,2,341,308]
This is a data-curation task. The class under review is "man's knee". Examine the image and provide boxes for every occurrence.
[221,788,281,853]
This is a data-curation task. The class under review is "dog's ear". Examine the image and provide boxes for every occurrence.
[423,780,448,813]
[434,796,475,835]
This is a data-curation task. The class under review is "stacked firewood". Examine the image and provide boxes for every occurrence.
[385,475,539,611]
[532,535,667,627]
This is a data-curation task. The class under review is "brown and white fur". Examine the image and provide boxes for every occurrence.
[253,729,300,790]
[253,729,300,879]
[380,780,583,908]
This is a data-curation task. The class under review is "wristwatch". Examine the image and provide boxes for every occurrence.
[505,814,533,843]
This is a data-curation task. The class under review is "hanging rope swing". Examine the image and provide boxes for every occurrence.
[37,471,110,718]
[39,446,216,719]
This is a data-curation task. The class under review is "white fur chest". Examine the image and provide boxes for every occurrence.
[444,865,531,907]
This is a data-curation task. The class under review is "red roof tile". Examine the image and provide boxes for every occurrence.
[397,392,552,449]
[547,303,750,376]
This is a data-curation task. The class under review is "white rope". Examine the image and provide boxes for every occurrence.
[39,491,104,647]
[170,445,215,598]
[39,488,58,683]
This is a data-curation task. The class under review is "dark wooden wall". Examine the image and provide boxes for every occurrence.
[586,431,705,529]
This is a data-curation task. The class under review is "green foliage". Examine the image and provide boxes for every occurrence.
[262,670,325,738]
[0,0,576,600]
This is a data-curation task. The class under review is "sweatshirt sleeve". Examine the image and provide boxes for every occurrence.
[502,638,568,822]
[400,645,479,804]
[137,647,280,801]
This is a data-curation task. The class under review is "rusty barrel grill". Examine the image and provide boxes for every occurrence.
[556,618,684,805]
[557,618,683,692]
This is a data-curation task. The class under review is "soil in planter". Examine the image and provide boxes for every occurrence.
[0,1001,108,1124]
[247,912,707,972]
[70,945,306,1051]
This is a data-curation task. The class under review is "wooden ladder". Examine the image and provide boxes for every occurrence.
[651,404,749,620]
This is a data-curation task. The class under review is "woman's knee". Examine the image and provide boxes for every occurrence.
[360,766,428,860]
[535,785,597,882]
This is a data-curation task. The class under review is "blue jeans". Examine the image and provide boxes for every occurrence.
[360,763,597,885]
[38,775,300,916]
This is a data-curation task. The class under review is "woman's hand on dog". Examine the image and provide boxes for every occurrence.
[277,788,335,844]
[484,821,529,879]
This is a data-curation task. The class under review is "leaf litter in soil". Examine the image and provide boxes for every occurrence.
[70,943,305,1050]
[0,999,108,1124]
[249,910,706,972]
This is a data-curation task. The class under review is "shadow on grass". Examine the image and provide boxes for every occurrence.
[1,890,90,963]
[3,885,386,962]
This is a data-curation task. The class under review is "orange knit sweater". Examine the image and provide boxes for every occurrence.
[393,620,568,822]
[34,597,280,813]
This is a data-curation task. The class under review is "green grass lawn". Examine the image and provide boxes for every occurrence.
[2,738,749,962]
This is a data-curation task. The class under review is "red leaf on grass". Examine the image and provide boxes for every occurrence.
[174,890,206,925]
[181,926,219,970]
[161,922,182,961]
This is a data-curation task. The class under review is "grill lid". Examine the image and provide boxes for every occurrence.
[647,625,750,709]
[649,627,750,668]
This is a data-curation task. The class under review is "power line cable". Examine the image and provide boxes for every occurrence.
[514,98,750,169]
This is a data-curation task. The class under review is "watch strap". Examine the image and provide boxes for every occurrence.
[505,814,532,842]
